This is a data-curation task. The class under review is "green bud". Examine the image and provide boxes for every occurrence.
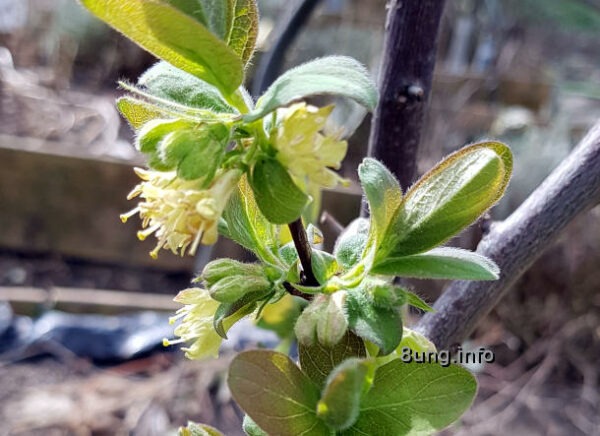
[202,259,265,286]
[294,295,325,346]
[209,274,272,303]
[316,291,348,347]
[295,293,349,347]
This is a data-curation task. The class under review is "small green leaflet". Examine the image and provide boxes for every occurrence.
[245,56,378,122]
[341,360,477,436]
[228,350,331,435]
[80,0,244,94]
[372,247,500,280]
[249,158,309,224]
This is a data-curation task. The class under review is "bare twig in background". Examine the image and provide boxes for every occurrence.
[367,0,447,190]
[415,121,600,350]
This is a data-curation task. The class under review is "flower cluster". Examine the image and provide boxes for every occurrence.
[120,168,241,258]
[273,103,349,189]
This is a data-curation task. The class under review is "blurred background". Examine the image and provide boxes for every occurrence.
[0,0,599,434]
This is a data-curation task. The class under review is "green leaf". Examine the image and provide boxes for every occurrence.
[80,0,244,94]
[373,247,500,280]
[213,297,257,339]
[342,360,477,435]
[317,358,376,431]
[227,0,259,66]
[345,289,403,355]
[402,291,434,313]
[358,158,402,250]
[375,141,512,264]
[159,123,230,182]
[245,56,378,122]
[242,415,267,436]
[249,158,309,224]
[179,421,225,436]
[116,96,170,129]
[311,249,338,285]
[221,176,279,264]
[228,350,331,435]
[135,118,194,170]
[299,331,366,387]
[139,61,233,113]
[333,218,369,270]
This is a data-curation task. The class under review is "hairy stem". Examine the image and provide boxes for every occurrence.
[415,121,600,350]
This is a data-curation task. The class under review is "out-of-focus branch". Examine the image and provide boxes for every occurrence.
[415,121,600,350]
[367,0,447,190]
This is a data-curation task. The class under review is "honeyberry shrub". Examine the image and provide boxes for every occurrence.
[81,1,513,435]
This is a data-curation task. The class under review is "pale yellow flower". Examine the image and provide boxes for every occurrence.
[273,103,349,189]
[163,287,223,360]
[120,168,241,258]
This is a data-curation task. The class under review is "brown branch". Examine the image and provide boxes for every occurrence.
[367,0,447,190]
[288,218,319,287]
[415,121,600,350]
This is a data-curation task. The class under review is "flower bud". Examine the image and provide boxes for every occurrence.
[208,274,272,303]
[202,259,265,286]
[316,291,348,347]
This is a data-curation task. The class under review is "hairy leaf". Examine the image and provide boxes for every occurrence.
[228,0,259,66]
[299,331,366,387]
[139,61,233,112]
[358,158,402,251]
[317,358,376,431]
[81,0,243,94]
[333,218,369,270]
[345,289,403,355]
[245,56,378,122]
[311,249,338,285]
[221,176,279,264]
[117,96,171,129]
[228,350,330,435]
[342,360,477,435]
[249,158,309,224]
[373,247,500,280]
[375,142,512,264]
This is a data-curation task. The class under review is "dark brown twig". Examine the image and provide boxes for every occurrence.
[288,218,319,286]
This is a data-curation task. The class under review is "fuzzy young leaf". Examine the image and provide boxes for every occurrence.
[228,350,330,435]
[245,56,378,122]
[345,289,403,355]
[317,358,376,431]
[138,61,233,113]
[333,218,369,270]
[80,0,244,95]
[375,142,512,264]
[179,421,225,436]
[403,291,434,313]
[227,0,259,66]
[117,96,170,129]
[342,360,477,435]
[249,158,309,224]
[242,415,267,436]
[358,158,402,250]
[372,247,500,280]
[221,176,279,264]
[299,331,366,387]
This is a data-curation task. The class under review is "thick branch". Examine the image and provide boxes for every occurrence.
[415,121,600,350]
[367,0,447,190]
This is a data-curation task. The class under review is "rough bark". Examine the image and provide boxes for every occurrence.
[367,0,447,190]
[415,121,600,350]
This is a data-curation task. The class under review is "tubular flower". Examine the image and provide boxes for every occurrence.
[163,287,222,360]
[273,102,349,189]
[120,168,242,258]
